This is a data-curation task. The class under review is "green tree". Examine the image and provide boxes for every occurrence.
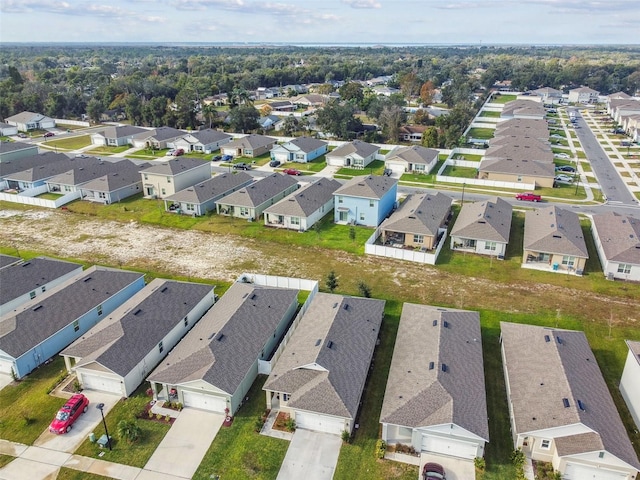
[316,101,362,139]
[86,98,103,124]
[399,71,419,102]
[201,103,217,129]
[117,418,141,444]
[422,126,439,148]
[229,104,259,133]
[339,82,364,105]
[44,92,66,118]
[282,116,298,136]
[326,271,338,293]
[125,94,142,125]
[378,104,405,142]
[357,281,371,298]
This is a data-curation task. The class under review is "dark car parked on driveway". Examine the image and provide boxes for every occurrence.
[423,462,446,479]
[269,159,281,167]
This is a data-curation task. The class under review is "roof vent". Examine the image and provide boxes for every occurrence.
[33,305,43,312]
[327,340,334,349]
[443,320,449,328]
[250,293,256,300]
[83,277,92,282]
[563,398,570,408]
[217,333,225,341]
[332,302,338,308]
[544,335,551,342]
[557,336,563,345]
[429,361,434,370]
[207,332,216,340]
[441,363,448,372]
[22,262,31,267]
[343,303,349,310]
[134,309,142,316]
[577,400,585,411]
[160,286,168,293]
[432,320,438,326]
[315,339,321,346]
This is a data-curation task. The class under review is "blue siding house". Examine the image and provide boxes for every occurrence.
[333,175,398,227]
[270,137,328,164]
[0,266,145,379]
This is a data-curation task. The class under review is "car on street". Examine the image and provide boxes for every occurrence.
[282,168,301,176]
[212,155,222,161]
[556,165,576,173]
[554,153,570,159]
[49,394,89,434]
[423,462,446,479]
[17,133,27,138]
[233,162,251,170]
[44,132,55,138]
[166,149,176,156]
[555,174,573,183]
[515,192,542,202]
[269,159,281,167]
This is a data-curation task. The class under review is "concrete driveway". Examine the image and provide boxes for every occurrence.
[0,374,12,392]
[276,429,343,480]
[419,453,475,480]
[142,408,224,479]
[32,391,121,453]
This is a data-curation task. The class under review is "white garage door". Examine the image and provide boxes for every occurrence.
[421,435,478,459]
[81,373,123,395]
[386,162,406,174]
[182,391,226,412]
[564,463,628,480]
[295,411,344,435]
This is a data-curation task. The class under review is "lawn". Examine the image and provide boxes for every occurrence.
[0,357,69,444]
[0,455,14,468]
[44,135,92,150]
[491,95,517,104]
[441,165,477,179]
[37,192,63,200]
[335,160,386,177]
[183,151,215,161]
[85,145,130,155]
[478,111,501,118]
[399,159,445,185]
[467,128,495,140]
[56,468,114,480]
[278,156,327,173]
[192,376,289,480]
[453,153,483,161]
[126,148,170,160]
[74,385,170,468]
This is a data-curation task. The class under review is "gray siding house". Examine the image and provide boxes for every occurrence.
[5,112,55,132]
[140,157,212,199]
[384,145,439,174]
[0,142,38,163]
[221,134,276,158]
[270,137,328,163]
[91,126,148,147]
[80,163,149,204]
[170,129,232,153]
[591,212,640,282]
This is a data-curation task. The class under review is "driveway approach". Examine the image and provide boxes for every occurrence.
[276,429,342,480]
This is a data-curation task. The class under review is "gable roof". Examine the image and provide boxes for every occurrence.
[185,129,232,145]
[264,178,341,217]
[0,152,69,178]
[140,157,210,176]
[484,142,554,164]
[570,86,599,94]
[146,126,185,142]
[327,140,379,159]
[97,125,147,139]
[380,192,452,237]
[0,257,82,306]
[500,322,640,470]
[264,293,384,419]
[0,142,38,154]
[494,118,550,139]
[490,135,551,151]
[4,156,105,182]
[5,112,51,124]
[627,340,640,367]
[147,282,298,395]
[285,136,328,153]
[46,159,137,186]
[450,197,512,244]
[386,145,438,165]
[217,173,298,208]
[62,279,214,377]
[501,99,546,118]
[333,174,397,200]
[165,172,253,204]
[226,134,276,150]
[380,304,489,441]
[0,254,21,270]
[524,206,588,258]
[0,267,144,359]
[592,212,640,265]
[479,157,555,178]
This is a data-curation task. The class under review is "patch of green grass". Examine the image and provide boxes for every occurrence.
[442,165,477,178]
[44,135,92,150]
[535,182,586,201]
[479,110,501,118]
[74,385,170,468]
[454,154,483,161]
[193,376,289,480]
[182,152,215,161]
[56,467,114,480]
[37,192,63,200]
[467,128,495,140]
[278,156,327,173]
[0,357,68,444]
[0,454,14,468]
[335,160,385,177]
[85,145,130,155]
[126,149,170,160]
[492,95,517,104]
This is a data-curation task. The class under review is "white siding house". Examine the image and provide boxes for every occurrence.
[620,340,640,430]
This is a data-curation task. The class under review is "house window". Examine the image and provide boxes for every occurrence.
[561,256,575,267]
[166,177,171,183]
[485,242,497,251]
[64,186,72,192]
[97,304,103,316]
[369,200,374,207]
[73,320,79,332]
[291,217,300,225]
[30,291,36,299]
[413,234,424,244]
[540,439,551,450]
[360,212,365,221]
[414,164,426,172]
[184,317,188,327]
[98,192,106,199]
[617,263,631,274]
[144,174,148,180]
[186,204,194,211]
[158,341,164,353]
[338,196,343,204]
[339,211,348,222]
[240,207,249,217]
[283,394,290,402]
[41,286,46,293]
[517,176,523,182]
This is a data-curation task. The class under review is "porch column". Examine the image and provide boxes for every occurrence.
[265,390,272,409]
[63,356,73,373]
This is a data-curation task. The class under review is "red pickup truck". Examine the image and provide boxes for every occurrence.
[515,192,542,202]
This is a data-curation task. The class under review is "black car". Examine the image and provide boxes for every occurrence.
[556,166,576,173]
[269,159,281,167]
[212,155,222,161]
[234,162,251,170]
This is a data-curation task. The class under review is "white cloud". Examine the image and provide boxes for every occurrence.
[342,0,381,8]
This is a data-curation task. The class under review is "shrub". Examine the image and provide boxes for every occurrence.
[284,417,296,432]
[176,402,183,411]
[341,429,350,444]
[375,439,387,459]
[511,448,525,468]
[73,380,82,392]
[117,418,141,444]
[254,416,265,433]
[156,413,163,420]
[148,409,154,419]
[474,457,486,471]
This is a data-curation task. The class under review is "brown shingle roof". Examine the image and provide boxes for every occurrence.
[524,206,588,258]
[450,197,512,244]
[380,192,451,237]
[592,212,640,266]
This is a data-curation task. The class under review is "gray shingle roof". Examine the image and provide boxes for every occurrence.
[494,118,550,139]
[5,112,50,124]
[98,125,147,139]
[0,152,73,178]
[226,134,276,150]
[386,145,438,165]
[450,197,512,244]
[165,172,253,204]
[0,257,82,306]
[380,192,451,237]
[264,293,384,419]
[140,157,210,176]
[264,178,341,217]
[147,126,185,142]
[62,279,214,377]
[4,156,103,182]
[333,174,397,200]
[217,173,298,208]
[591,212,640,265]
[46,159,137,186]
[627,340,640,366]
[79,163,149,193]
[147,282,299,395]
[187,128,231,145]
[490,135,551,150]
[0,267,144,358]
[380,304,489,441]
[327,140,379,159]
[0,254,21,270]
[484,143,554,164]
[480,157,555,178]
[501,99,547,118]
[500,322,640,470]
[285,137,328,154]
[524,206,588,258]
[0,142,38,154]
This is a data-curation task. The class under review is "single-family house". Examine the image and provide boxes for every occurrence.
[620,340,640,430]
[500,322,640,480]
[131,127,185,150]
[258,115,284,132]
[79,163,149,204]
[264,293,384,435]
[5,112,55,132]
[1,152,68,191]
[164,172,253,216]
[270,137,328,163]
[0,254,21,270]
[90,126,148,147]
[384,145,439,175]
[2,155,102,191]
[591,212,640,282]
[530,87,564,105]
[292,94,326,108]
[99,109,126,123]
[380,192,452,251]
[612,101,640,124]
[501,100,546,120]
[216,173,299,220]
[523,206,588,275]
[479,147,556,188]
[0,123,18,137]
[0,266,145,379]
[372,85,400,97]
[0,141,38,163]
[61,279,215,398]
[568,87,600,104]
[147,282,299,415]
[380,304,489,460]
[169,129,232,154]
[398,125,427,143]
[268,100,295,112]
[140,157,211,199]
[326,140,380,168]
[0,257,83,317]
[46,159,136,194]
[264,178,341,231]
[450,197,512,257]
[494,118,550,141]
[333,175,398,227]
[221,134,276,158]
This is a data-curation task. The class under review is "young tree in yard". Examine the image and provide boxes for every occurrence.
[326,271,338,293]
[349,226,356,241]
[117,418,141,444]
[357,280,371,298]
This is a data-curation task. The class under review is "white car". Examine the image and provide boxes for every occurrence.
[166,150,176,156]
[555,174,573,183]
[554,153,570,159]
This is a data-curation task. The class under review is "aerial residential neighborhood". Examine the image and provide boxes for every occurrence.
[0,34,639,480]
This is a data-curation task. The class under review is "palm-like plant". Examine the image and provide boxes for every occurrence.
[117,418,142,444]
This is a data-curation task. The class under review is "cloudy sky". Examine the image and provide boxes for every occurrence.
[1,0,639,45]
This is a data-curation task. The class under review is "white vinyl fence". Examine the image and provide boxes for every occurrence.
[364,227,448,265]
